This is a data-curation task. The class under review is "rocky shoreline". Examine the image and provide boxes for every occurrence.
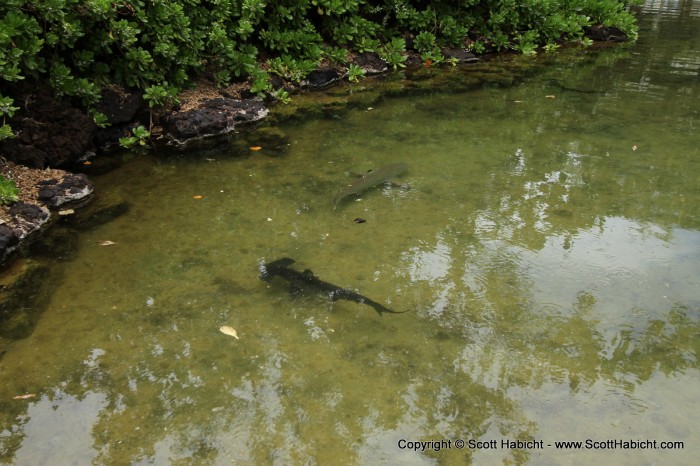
[0,27,628,269]
[0,160,94,263]
[0,51,417,265]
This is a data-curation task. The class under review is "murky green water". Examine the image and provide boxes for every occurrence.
[2,3,700,465]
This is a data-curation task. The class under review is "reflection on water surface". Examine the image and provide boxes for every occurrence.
[2,2,700,464]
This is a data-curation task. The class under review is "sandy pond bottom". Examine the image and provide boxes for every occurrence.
[2,7,700,464]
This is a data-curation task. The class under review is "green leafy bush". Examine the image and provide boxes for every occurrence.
[379,38,407,69]
[119,125,151,149]
[0,176,20,205]
[0,0,641,136]
[347,64,365,83]
[0,95,19,141]
[414,32,438,54]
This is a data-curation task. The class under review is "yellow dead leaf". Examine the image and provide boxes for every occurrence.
[219,325,239,339]
[193,195,204,199]
[249,146,262,151]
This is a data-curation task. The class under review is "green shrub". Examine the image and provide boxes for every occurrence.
[0,0,640,135]
[0,95,19,141]
[267,55,318,83]
[0,176,20,205]
[414,32,438,54]
[379,38,407,69]
[119,125,151,149]
[347,64,366,82]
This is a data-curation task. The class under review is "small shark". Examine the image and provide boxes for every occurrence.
[333,163,408,209]
[259,258,407,316]
[546,78,606,94]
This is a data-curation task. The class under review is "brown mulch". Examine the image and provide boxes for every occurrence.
[175,77,250,113]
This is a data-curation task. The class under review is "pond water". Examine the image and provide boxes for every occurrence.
[2,2,700,465]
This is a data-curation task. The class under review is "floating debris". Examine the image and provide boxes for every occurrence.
[632,145,638,151]
[13,393,37,400]
[545,95,556,99]
[354,218,366,224]
[58,209,75,216]
[219,326,239,339]
[249,146,262,151]
[97,240,117,246]
[193,195,204,199]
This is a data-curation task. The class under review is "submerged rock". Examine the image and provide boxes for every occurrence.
[28,226,79,262]
[70,200,130,230]
[0,259,49,339]
[163,98,269,146]
[241,127,291,157]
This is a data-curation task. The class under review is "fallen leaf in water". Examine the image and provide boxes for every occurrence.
[545,95,556,99]
[219,326,239,339]
[632,145,638,151]
[83,161,92,165]
[250,146,262,151]
[193,195,204,199]
[13,394,37,400]
[58,209,75,216]
[98,240,117,246]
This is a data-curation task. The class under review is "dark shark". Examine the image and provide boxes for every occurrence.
[546,78,606,94]
[333,163,408,209]
[259,258,407,316]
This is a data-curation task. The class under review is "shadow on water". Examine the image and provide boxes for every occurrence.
[1,2,700,464]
